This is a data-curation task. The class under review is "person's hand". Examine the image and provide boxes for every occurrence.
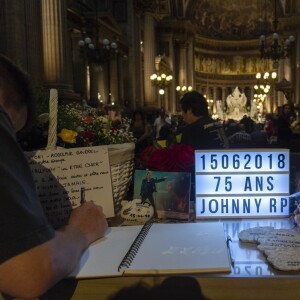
[67,201,108,245]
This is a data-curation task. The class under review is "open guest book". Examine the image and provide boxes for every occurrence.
[70,222,231,278]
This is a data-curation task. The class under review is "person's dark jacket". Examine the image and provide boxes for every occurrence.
[180,116,227,150]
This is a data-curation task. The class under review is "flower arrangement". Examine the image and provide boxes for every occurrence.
[57,105,136,148]
[136,142,195,173]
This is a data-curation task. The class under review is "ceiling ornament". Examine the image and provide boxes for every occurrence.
[259,0,295,68]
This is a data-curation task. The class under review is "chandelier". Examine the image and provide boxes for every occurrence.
[78,0,118,66]
[78,35,118,66]
[176,85,193,95]
[259,0,295,68]
[253,71,277,109]
[77,1,119,104]
[150,72,173,95]
[78,36,118,104]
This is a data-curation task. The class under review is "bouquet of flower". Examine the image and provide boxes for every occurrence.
[57,105,136,148]
[136,143,195,173]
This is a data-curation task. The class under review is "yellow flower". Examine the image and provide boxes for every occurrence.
[291,120,299,129]
[176,133,182,143]
[58,128,78,144]
[157,140,167,148]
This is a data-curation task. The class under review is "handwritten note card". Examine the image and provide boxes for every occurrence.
[25,146,114,228]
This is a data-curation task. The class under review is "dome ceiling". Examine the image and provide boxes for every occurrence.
[192,0,275,40]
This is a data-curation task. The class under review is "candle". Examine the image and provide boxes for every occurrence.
[46,89,58,150]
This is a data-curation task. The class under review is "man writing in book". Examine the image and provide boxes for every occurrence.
[0,54,108,299]
[140,170,167,218]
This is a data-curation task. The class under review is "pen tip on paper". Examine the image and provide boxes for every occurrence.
[80,187,86,204]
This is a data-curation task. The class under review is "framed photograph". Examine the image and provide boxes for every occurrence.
[133,169,191,221]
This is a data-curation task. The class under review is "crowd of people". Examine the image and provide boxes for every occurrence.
[130,91,228,159]
[223,103,300,149]
[1,51,300,299]
[130,93,300,162]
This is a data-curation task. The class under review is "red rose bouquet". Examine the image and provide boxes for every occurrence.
[137,143,195,173]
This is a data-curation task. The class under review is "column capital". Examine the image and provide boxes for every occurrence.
[173,30,191,47]
[134,0,159,15]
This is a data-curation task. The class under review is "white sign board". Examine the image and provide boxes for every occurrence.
[195,149,290,218]
[25,146,114,228]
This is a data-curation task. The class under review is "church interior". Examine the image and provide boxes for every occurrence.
[3,2,300,299]
[1,0,300,120]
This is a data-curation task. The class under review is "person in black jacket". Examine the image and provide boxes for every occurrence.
[179,91,228,150]
[140,170,167,218]
[277,103,294,147]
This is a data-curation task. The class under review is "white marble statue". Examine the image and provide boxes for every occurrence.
[226,87,247,120]
[250,101,258,119]
[216,100,223,119]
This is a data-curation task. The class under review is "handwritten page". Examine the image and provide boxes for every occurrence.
[25,146,114,228]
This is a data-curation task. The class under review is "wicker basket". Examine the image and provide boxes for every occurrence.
[46,89,135,215]
[108,143,135,214]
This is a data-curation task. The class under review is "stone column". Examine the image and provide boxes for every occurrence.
[187,37,194,88]
[110,57,118,104]
[24,0,44,85]
[84,66,89,102]
[295,29,300,107]
[117,55,125,105]
[249,87,254,111]
[178,41,187,85]
[0,0,43,85]
[167,36,175,115]
[222,87,226,103]
[0,1,25,64]
[277,59,286,106]
[272,88,277,113]
[89,64,100,105]
[143,11,157,105]
[213,87,217,100]
[71,32,87,99]
[97,67,105,105]
[124,1,142,109]
[41,0,77,101]
[284,57,291,81]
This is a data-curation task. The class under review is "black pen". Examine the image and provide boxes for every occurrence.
[226,235,234,267]
[80,187,86,205]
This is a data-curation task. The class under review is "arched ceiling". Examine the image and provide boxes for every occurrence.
[192,0,274,40]
[155,0,300,41]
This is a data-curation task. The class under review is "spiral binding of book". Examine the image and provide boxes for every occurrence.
[118,221,153,271]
